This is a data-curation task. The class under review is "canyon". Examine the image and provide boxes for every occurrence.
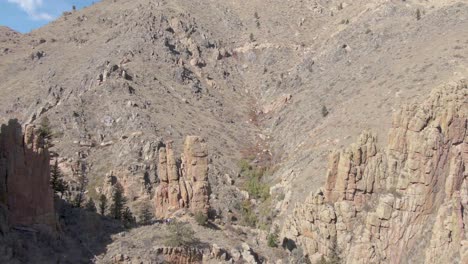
[0,0,467,263]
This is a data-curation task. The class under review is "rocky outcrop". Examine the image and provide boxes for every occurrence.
[155,136,210,218]
[284,81,467,263]
[110,245,233,264]
[0,119,55,227]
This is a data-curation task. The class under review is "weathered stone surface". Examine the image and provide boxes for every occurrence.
[283,81,468,263]
[155,136,210,218]
[0,119,55,227]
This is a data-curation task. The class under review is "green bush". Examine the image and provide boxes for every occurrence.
[267,225,280,247]
[240,200,257,227]
[239,159,270,201]
[238,159,252,172]
[165,220,198,247]
[194,211,208,226]
[245,176,270,201]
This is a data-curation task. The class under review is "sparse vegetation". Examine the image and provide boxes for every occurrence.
[318,237,341,264]
[38,117,53,147]
[321,105,329,117]
[267,225,280,247]
[249,33,255,42]
[194,211,208,226]
[239,159,270,201]
[416,9,421,20]
[290,247,311,264]
[254,11,260,28]
[240,200,258,227]
[165,220,198,248]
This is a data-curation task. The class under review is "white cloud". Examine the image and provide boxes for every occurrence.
[7,0,53,20]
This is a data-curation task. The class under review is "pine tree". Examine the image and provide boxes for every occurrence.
[139,205,153,225]
[122,207,135,228]
[85,198,97,212]
[50,160,68,198]
[98,194,108,216]
[73,162,88,208]
[110,184,126,220]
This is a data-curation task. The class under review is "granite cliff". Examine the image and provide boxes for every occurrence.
[284,81,467,263]
[0,120,55,228]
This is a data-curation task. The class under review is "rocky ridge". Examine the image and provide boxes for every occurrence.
[283,81,468,263]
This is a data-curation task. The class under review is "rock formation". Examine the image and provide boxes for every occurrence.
[284,81,467,264]
[155,136,210,218]
[0,119,55,227]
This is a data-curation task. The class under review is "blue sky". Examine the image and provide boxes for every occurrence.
[0,0,98,33]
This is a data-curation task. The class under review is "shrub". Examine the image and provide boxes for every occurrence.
[321,105,329,117]
[240,200,257,227]
[267,225,280,247]
[238,159,252,173]
[38,117,52,140]
[239,159,270,201]
[245,176,270,201]
[290,247,311,264]
[194,211,208,226]
[416,9,421,20]
[165,220,198,247]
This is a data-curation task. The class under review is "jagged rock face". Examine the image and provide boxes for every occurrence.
[155,136,210,218]
[154,247,203,264]
[0,120,55,227]
[284,82,467,264]
[109,245,234,264]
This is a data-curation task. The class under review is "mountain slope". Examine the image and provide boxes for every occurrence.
[0,0,467,263]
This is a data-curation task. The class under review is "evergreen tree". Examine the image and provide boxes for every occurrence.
[98,194,108,216]
[85,198,97,212]
[139,204,153,225]
[73,162,88,208]
[50,160,68,198]
[110,184,126,220]
[122,207,135,228]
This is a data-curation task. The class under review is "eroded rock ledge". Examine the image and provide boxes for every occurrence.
[284,81,467,263]
[155,136,210,218]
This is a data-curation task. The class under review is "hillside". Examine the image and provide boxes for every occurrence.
[0,0,467,263]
